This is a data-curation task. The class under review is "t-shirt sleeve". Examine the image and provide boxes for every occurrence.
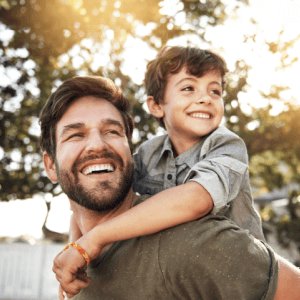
[158,215,278,300]
[185,130,249,212]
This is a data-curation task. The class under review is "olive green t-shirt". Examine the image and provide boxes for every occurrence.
[74,213,277,299]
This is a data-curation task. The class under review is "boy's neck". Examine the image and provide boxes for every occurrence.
[170,135,203,156]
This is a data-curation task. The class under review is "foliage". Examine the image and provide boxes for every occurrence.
[0,0,247,200]
[1,0,300,203]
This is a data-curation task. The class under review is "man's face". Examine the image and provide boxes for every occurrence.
[43,96,134,212]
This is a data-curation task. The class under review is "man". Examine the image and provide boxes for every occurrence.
[40,76,300,299]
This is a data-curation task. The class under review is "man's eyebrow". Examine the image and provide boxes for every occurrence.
[60,122,85,137]
[102,118,125,130]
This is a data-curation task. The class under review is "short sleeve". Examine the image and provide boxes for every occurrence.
[185,129,249,212]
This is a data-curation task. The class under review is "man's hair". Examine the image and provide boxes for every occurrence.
[144,46,228,104]
[39,76,134,159]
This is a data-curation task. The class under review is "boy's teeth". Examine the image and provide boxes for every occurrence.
[190,112,210,119]
[82,164,114,175]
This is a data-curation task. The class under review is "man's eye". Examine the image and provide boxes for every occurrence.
[105,130,121,136]
[67,133,84,140]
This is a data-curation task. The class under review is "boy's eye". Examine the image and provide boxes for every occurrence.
[210,89,222,97]
[181,86,194,92]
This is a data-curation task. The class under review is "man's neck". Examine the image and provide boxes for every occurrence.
[70,189,137,235]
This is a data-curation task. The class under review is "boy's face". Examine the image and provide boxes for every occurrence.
[160,68,224,153]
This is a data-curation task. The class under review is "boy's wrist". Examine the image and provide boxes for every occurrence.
[78,226,108,260]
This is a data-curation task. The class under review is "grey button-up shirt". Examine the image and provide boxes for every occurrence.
[133,126,264,240]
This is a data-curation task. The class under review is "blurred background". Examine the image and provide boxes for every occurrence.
[0,0,300,299]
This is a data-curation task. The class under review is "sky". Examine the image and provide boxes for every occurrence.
[1,0,300,239]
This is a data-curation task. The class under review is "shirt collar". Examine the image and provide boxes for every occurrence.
[158,135,205,168]
[157,135,174,161]
[175,140,204,167]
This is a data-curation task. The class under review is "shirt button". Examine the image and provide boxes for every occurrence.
[167,174,172,180]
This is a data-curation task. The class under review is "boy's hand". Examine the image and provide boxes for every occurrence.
[53,245,91,298]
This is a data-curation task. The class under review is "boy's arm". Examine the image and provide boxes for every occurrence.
[69,213,82,241]
[80,181,213,259]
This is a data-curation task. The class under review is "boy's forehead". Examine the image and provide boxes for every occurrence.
[168,67,222,84]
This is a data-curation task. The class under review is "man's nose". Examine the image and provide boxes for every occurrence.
[85,131,107,152]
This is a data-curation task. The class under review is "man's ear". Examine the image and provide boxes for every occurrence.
[43,151,58,183]
[146,96,164,118]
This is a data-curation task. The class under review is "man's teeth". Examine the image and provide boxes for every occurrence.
[82,164,114,175]
[190,112,210,119]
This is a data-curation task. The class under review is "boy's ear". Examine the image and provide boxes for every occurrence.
[43,151,58,183]
[146,96,164,118]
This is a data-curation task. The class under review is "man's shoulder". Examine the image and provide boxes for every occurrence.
[157,215,277,299]
[158,214,271,263]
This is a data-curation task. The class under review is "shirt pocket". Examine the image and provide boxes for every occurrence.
[133,175,164,196]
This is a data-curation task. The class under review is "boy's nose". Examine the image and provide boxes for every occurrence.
[195,95,211,104]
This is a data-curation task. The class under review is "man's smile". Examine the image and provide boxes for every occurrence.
[82,163,115,175]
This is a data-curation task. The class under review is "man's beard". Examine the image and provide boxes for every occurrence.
[56,150,134,212]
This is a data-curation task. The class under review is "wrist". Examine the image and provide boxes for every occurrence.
[78,226,108,260]
[64,242,91,265]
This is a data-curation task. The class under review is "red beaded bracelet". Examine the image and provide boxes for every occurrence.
[64,242,91,265]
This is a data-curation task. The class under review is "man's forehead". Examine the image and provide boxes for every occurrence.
[56,96,125,132]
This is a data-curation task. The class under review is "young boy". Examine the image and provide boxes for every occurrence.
[53,46,264,297]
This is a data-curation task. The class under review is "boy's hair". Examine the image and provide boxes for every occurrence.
[145,46,228,104]
[39,76,134,159]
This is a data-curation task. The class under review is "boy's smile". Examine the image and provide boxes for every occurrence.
[159,68,224,154]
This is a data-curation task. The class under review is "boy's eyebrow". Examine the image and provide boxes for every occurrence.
[174,77,222,87]
[174,77,197,86]
[209,81,223,87]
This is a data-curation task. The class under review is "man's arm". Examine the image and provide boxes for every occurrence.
[275,255,300,300]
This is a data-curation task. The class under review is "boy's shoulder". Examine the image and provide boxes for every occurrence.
[209,126,240,139]
[136,133,168,152]
[201,126,247,157]
[205,126,245,145]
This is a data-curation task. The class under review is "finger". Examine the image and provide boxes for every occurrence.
[60,277,91,297]
[59,285,65,300]
[53,263,77,285]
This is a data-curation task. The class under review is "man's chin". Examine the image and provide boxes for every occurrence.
[66,183,126,212]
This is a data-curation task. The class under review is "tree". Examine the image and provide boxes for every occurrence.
[0,0,247,201]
